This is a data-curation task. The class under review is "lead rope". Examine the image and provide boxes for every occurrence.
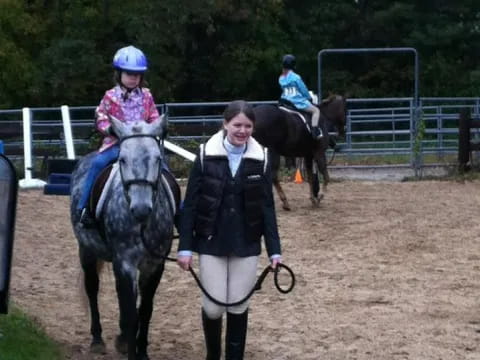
[141,230,296,306]
[188,263,295,307]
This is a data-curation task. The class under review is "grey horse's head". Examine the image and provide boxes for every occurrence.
[110,115,165,223]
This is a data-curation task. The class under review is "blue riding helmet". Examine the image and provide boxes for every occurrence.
[282,54,296,70]
[113,46,148,72]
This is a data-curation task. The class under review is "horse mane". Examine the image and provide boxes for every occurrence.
[320,94,341,106]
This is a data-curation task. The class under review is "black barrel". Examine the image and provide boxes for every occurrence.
[0,154,18,314]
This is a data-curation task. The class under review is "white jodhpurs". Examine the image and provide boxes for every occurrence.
[199,254,259,319]
[305,104,320,127]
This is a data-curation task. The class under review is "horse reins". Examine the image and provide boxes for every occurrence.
[140,227,296,306]
[327,147,337,165]
[119,134,163,193]
[319,111,342,166]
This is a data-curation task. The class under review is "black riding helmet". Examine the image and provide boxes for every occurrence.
[282,54,296,70]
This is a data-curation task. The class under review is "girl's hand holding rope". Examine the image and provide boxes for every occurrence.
[270,256,282,270]
[177,255,192,271]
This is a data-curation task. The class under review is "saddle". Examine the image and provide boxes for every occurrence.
[278,98,312,132]
[278,99,338,149]
[88,164,181,221]
[88,165,114,215]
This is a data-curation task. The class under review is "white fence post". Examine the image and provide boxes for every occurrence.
[61,105,76,160]
[163,140,196,162]
[18,107,46,189]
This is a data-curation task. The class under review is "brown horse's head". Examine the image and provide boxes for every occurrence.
[319,94,347,138]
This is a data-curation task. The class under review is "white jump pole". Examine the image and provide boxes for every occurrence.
[19,107,46,189]
[61,105,76,160]
[164,140,196,162]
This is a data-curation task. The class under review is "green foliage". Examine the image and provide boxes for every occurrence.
[1,0,480,108]
[35,39,106,105]
[0,306,64,360]
[0,0,43,108]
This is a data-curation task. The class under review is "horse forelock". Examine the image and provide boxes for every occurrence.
[132,124,142,134]
[119,125,160,156]
[120,138,161,185]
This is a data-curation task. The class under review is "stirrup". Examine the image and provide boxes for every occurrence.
[312,127,323,140]
[80,208,96,228]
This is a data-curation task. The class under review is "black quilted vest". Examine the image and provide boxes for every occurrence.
[194,155,266,242]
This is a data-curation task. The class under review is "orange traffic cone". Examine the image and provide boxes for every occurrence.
[294,168,303,184]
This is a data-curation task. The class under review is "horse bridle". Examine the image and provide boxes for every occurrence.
[118,133,161,144]
[118,134,163,191]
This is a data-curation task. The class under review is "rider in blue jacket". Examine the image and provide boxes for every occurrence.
[279,54,322,139]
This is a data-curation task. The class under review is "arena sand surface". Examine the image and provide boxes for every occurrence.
[10,180,480,360]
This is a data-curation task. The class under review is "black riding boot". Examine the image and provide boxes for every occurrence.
[202,309,222,360]
[225,310,248,360]
[312,126,323,140]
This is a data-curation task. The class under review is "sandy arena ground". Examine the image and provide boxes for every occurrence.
[10,180,480,360]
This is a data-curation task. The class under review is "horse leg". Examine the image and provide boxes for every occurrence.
[316,152,329,194]
[273,179,291,211]
[284,156,296,170]
[304,157,322,207]
[270,151,291,210]
[136,263,165,360]
[79,247,106,354]
[113,259,139,360]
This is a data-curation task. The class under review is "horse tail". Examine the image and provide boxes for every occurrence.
[78,260,106,314]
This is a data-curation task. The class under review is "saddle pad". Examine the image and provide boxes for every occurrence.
[95,163,119,219]
[160,175,176,217]
[94,164,179,220]
[279,106,311,131]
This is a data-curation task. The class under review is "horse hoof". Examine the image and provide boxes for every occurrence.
[115,334,128,355]
[311,195,323,207]
[90,339,107,354]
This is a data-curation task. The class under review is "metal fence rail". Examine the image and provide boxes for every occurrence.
[2,97,480,173]
[346,99,413,155]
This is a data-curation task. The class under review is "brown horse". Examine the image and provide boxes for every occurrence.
[253,94,347,210]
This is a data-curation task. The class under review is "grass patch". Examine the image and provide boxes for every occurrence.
[0,306,64,360]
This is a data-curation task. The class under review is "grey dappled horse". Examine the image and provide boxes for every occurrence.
[70,115,175,360]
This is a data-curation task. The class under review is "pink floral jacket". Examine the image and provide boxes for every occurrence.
[95,86,160,152]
